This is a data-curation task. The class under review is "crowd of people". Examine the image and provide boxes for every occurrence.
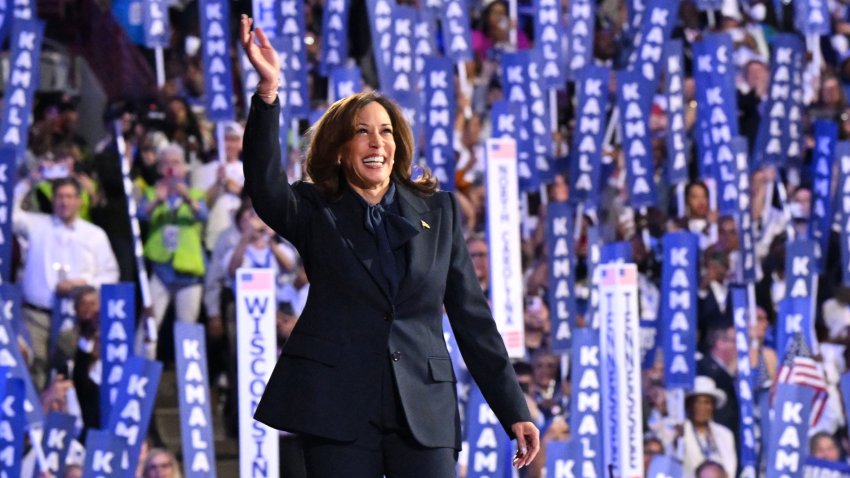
[11,0,850,476]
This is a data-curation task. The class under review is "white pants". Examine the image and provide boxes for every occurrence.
[136,273,203,358]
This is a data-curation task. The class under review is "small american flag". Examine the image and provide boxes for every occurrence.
[239,270,274,291]
[488,138,516,160]
[599,265,638,287]
[775,332,828,425]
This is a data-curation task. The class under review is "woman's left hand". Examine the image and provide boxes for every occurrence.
[510,421,540,468]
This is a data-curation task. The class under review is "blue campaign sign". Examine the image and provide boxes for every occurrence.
[777,297,815,358]
[0,378,25,478]
[0,19,45,159]
[569,65,609,207]
[714,137,738,216]
[0,285,42,427]
[318,0,350,76]
[0,149,15,283]
[252,0,278,37]
[810,120,838,272]
[546,440,582,478]
[143,0,170,48]
[533,0,566,88]
[692,33,738,180]
[198,0,235,122]
[731,286,758,471]
[83,430,128,477]
[174,323,217,478]
[784,240,816,302]
[329,66,362,103]
[665,40,688,185]
[754,34,805,168]
[767,383,815,478]
[49,294,76,359]
[389,6,419,107]
[569,329,604,476]
[600,241,633,264]
[617,69,657,208]
[660,232,698,389]
[423,56,456,191]
[732,139,758,283]
[366,0,394,91]
[112,0,144,44]
[566,0,594,79]
[546,202,576,353]
[108,356,163,476]
[795,0,830,36]
[526,50,554,185]
[804,457,850,477]
[629,0,680,85]
[439,0,472,62]
[99,283,136,426]
[277,0,310,119]
[837,142,850,286]
[38,412,77,478]
[465,382,511,478]
[695,0,722,11]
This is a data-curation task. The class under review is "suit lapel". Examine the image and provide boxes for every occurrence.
[395,186,441,305]
[328,189,392,302]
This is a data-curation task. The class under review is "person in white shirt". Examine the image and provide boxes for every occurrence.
[14,177,119,389]
[679,376,737,478]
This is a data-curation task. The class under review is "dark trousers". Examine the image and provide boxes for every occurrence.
[302,429,457,478]
[301,354,457,478]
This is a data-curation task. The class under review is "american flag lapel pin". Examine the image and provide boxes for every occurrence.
[420,219,430,229]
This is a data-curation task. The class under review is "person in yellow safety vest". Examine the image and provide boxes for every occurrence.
[136,143,208,359]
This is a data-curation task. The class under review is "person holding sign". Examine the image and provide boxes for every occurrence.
[240,14,539,476]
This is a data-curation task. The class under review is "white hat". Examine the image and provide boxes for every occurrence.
[687,376,727,409]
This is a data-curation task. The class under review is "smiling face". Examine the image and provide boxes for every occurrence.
[340,102,396,196]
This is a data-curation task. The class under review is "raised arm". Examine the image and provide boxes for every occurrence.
[240,15,310,249]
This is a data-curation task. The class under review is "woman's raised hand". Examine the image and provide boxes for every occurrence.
[240,15,280,94]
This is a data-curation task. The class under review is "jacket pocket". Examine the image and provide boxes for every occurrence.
[428,357,456,383]
[281,333,341,366]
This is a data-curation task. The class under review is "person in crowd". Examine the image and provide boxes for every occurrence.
[471,0,531,64]
[530,350,564,420]
[163,96,204,155]
[810,431,843,461]
[679,181,718,250]
[466,234,490,295]
[694,460,728,478]
[222,204,296,281]
[197,121,245,252]
[141,448,182,478]
[523,296,550,359]
[698,245,732,333]
[697,325,740,441]
[680,376,737,478]
[643,435,665,476]
[240,15,538,475]
[749,306,778,390]
[13,176,119,389]
[137,143,208,358]
[23,143,100,221]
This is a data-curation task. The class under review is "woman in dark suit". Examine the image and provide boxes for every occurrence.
[240,15,539,476]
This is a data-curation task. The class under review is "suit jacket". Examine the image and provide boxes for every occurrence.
[243,96,531,449]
